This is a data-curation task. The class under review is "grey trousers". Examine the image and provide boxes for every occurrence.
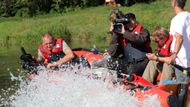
[142,60,174,84]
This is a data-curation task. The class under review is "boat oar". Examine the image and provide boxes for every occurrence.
[171,62,190,76]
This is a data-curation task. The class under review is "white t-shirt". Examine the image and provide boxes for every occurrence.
[170,11,190,68]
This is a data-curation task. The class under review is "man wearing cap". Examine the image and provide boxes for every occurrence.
[109,12,152,76]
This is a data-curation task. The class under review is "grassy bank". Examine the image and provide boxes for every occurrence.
[0,0,190,50]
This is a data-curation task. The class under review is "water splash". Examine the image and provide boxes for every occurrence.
[0,66,161,107]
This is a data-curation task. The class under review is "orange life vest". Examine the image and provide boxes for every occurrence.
[38,38,64,62]
[157,35,173,57]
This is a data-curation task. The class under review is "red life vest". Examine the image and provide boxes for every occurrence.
[120,36,127,47]
[38,38,63,60]
[132,24,142,36]
[120,25,142,47]
[157,35,173,57]
[120,25,152,53]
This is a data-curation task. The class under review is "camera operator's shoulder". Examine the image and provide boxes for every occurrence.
[142,28,150,32]
[141,28,150,36]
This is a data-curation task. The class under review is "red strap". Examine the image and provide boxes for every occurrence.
[132,25,142,36]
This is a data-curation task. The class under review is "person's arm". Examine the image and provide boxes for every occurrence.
[168,15,184,63]
[163,33,183,64]
[155,56,172,64]
[36,49,45,63]
[146,53,173,65]
[56,48,74,65]
[122,28,150,44]
[157,33,183,64]
[110,33,119,44]
[149,33,183,65]
[47,41,75,67]
[172,33,183,57]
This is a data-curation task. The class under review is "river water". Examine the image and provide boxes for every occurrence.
[0,45,161,107]
[0,46,22,90]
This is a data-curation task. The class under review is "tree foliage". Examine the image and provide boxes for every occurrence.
[0,0,155,17]
[0,0,105,17]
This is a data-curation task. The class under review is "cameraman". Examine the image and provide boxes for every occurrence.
[109,12,152,76]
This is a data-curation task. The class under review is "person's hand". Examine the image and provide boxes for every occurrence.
[47,63,53,68]
[146,53,157,60]
[163,54,177,64]
[47,62,58,68]
[103,52,109,56]
[28,74,35,80]
[121,24,125,34]
[109,23,114,32]
[162,57,173,65]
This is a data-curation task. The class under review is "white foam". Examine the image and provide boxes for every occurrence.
[0,65,161,107]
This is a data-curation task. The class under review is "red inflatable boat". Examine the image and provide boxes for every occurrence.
[72,48,104,66]
[20,47,189,107]
[72,48,188,107]
[115,74,179,107]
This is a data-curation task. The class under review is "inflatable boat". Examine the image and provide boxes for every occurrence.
[20,47,189,107]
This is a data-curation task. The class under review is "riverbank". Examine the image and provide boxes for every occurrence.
[0,0,190,49]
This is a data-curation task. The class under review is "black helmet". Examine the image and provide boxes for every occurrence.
[124,13,136,20]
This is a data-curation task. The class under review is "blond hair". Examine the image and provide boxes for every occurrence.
[152,26,170,41]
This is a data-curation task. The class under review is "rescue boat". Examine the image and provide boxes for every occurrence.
[116,74,179,107]
[20,47,188,107]
[73,49,188,107]
[72,48,104,66]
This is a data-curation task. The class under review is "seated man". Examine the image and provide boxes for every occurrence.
[37,32,75,68]
[142,26,175,84]
[108,12,152,76]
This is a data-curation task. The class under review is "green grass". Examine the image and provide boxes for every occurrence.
[0,0,190,50]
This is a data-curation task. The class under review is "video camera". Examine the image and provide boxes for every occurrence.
[112,16,131,33]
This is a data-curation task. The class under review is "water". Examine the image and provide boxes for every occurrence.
[0,65,161,107]
[0,45,34,90]
[0,47,21,95]
[0,46,161,107]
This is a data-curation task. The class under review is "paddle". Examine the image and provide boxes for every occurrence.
[171,62,190,76]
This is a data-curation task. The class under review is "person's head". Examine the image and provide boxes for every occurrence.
[171,0,186,10]
[42,32,55,51]
[109,9,124,32]
[152,26,170,47]
[123,12,137,31]
[109,9,124,23]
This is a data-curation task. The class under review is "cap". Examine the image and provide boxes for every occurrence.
[124,13,136,20]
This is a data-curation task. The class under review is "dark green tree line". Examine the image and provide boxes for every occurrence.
[0,0,104,17]
[0,0,154,17]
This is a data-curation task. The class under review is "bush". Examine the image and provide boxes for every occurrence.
[0,0,105,17]
[116,0,156,6]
